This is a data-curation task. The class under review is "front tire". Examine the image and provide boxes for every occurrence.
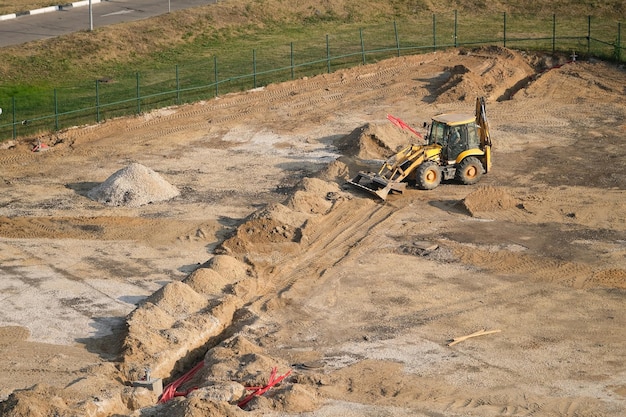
[456,157,484,185]
[416,161,442,190]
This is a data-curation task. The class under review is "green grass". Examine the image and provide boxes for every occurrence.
[0,8,624,141]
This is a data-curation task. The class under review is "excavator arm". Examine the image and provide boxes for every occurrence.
[475,97,492,172]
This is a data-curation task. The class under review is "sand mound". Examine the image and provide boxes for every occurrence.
[218,334,263,357]
[205,255,250,282]
[87,162,179,207]
[524,60,626,101]
[205,336,289,385]
[298,177,342,196]
[187,381,247,403]
[127,302,176,332]
[218,178,342,255]
[143,281,208,319]
[183,268,231,296]
[249,202,310,229]
[334,122,414,160]
[286,177,344,215]
[0,384,75,417]
[435,64,483,102]
[461,186,519,216]
[198,335,318,413]
[434,46,536,103]
[218,217,302,256]
[148,395,247,417]
[315,159,351,183]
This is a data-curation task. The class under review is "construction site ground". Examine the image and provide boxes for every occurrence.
[0,46,625,416]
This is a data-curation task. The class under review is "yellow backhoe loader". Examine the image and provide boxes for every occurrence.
[347,97,492,200]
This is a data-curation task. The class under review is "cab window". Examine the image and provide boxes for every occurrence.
[447,125,465,160]
[466,123,480,149]
[428,121,446,145]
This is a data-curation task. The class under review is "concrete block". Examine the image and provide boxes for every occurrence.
[132,378,163,397]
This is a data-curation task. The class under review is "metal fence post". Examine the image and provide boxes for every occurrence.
[587,15,591,55]
[136,72,141,114]
[214,56,218,97]
[54,89,59,131]
[432,14,436,51]
[360,28,366,65]
[618,22,622,61]
[290,42,294,80]
[503,12,507,47]
[12,96,16,140]
[394,21,400,57]
[95,80,100,123]
[176,64,180,105]
[253,49,257,88]
[454,10,458,47]
[326,34,331,73]
[552,14,556,54]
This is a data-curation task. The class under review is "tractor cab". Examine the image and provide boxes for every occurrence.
[427,113,480,163]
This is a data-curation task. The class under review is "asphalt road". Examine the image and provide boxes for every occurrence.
[0,0,216,47]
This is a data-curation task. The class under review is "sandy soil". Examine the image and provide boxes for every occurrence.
[0,46,625,416]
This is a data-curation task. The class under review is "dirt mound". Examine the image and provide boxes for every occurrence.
[434,46,536,103]
[218,177,346,256]
[315,159,351,183]
[183,268,231,296]
[87,162,179,207]
[204,255,250,282]
[0,384,70,417]
[461,186,519,216]
[523,60,626,101]
[286,177,345,215]
[202,335,318,412]
[249,202,311,229]
[135,336,293,416]
[143,281,208,319]
[218,177,345,257]
[122,294,243,381]
[127,302,176,332]
[334,122,415,160]
[218,217,302,256]
[435,64,479,102]
[143,395,247,417]
[120,281,213,381]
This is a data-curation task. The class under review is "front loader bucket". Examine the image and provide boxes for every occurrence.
[346,172,406,201]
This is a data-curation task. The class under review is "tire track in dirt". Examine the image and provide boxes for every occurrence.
[0,216,214,244]
[442,393,604,417]
[452,244,626,289]
[131,64,409,134]
[0,143,64,167]
[125,79,328,131]
[251,199,395,311]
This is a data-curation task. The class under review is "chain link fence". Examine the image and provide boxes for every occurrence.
[0,12,623,141]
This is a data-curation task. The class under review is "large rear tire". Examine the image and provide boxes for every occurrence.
[456,157,484,185]
[416,161,442,190]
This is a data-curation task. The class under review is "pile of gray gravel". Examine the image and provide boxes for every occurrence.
[88,163,179,207]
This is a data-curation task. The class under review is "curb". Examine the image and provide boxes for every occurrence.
[0,0,103,21]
